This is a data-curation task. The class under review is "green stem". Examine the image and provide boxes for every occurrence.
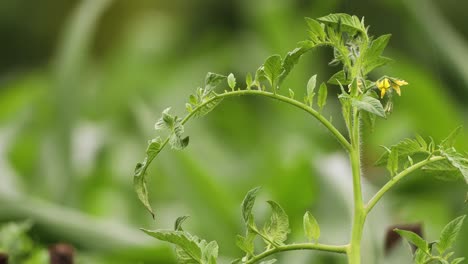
[347,109,365,264]
[155,90,352,153]
[244,243,348,264]
[365,156,446,215]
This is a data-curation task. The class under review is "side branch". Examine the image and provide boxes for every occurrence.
[365,156,446,215]
[244,243,348,264]
[185,90,352,151]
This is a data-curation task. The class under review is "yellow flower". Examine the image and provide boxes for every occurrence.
[376,78,390,98]
[390,79,408,96]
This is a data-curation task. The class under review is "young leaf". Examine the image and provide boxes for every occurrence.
[204,72,227,95]
[279,42,313,85]
[306,75,317,106]
[142,229,202,262]
[175,216,190,231]
[387,148,399,177]
[376,138,428,166]
[441,126,463,149]
[228,73,236,91]
[241,187,261,224]
[436,215,466,254]
[441,148,468,183]
[235,233,255,256]
[451,258,465,264]
[155,107,173,130]
[305,18,326,43]
[169,119,189,150]
[262,55,283,90]
[246,73,253,90]
[351,94,386,118]
[134,137,163,218]
[193,97,224,118]
[317,13,366,36]
[202,241,219,264]
[303,211,320,242]
[262,201,290,245]
[327,70,351,85]
[362,34,392,74]
[317,82,328,112]
[413,249,428,264]
[394,229,429,253]
[288,89,295,99]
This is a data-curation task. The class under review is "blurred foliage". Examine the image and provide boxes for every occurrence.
[0,0,466,263]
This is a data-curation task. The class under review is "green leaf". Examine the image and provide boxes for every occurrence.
[241,187,261,224]
[228,73,236,91]
[436,215,466,254]
[376,138,428,166]
[279,42,313,85]
[303,211,320,242]
[235,233,255,256]
[305,18,326,43]
[363,57,393,75]
[414,249,428,264]
[451,258,465,264]
[306,75,317,106]
[351,94,386,118]
[142,229,202,262]
[441,126,463,149]
[363,34,392,74]
[262,201,290,245]
[441,148,468,183]
[422,159,462,182]
[134,137,163,218]
[169,118,189,150]
[193,96,223,118]
[204,72,227,95]
[155,107,173,130]
[202,241,218,264]
[317,82,328,112]
[394,229,429,253]
[387,148,399,177]
[262,55,283,89]
[317,13,366,36]
[327,70,351,85]
[288,89,295,99]
[175,216,190,231]
[246,73,253,90]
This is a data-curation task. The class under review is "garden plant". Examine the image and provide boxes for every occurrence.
[134,13,468,264]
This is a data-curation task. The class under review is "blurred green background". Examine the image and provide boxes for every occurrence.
[0,0,467,263]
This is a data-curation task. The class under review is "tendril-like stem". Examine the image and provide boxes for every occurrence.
[244,243,348,264]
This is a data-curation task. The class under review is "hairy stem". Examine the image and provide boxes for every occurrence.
[347,109,365,264]
[365,156,446,215]
[244,243,348,264]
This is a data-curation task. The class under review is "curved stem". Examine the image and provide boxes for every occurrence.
[244,243,348,264]
[365,156,446,215]
[184,90,352,151]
